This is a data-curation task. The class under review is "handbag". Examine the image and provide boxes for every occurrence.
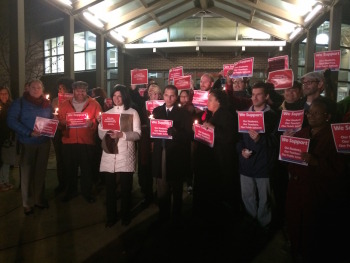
[101,114,134,154]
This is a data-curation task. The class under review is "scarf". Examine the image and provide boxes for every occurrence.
[23,91,51,108]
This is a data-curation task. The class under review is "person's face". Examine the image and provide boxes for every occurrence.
[207,93,220,113]
[251,87,269,108]
[306,104,329,128]
[302,78,322,97]
[233,78,246,91]
[73,88,88,103]
[29,81,43,99]
[113,91,123,106]
[163,88,177,108]
[58,84,68,94]
[0,89,9,104]
[179,92,189,106]
[284,88,301,103]
[200,75,213,91]
[148,91,161,100]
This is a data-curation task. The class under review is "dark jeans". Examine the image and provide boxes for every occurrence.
[62,144,94,197]
[52,131,64,189]
[104,172,133,222]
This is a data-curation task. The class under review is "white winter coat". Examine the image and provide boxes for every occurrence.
[98,105,141,173]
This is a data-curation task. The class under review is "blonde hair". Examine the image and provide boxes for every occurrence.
[148,84,162,96]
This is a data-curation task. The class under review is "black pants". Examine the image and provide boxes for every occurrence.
[104,172,133,222]
[62,144,94,197]
[52,131,65,189]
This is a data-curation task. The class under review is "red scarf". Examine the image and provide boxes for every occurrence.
[23,91,51,108]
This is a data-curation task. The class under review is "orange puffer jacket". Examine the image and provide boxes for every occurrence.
[58,97,102,145]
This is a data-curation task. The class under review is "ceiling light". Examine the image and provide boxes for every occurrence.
[110,31,125,43]
[83,12,104,28]
[58,0,72,6]
[304,4,323,23]
[289,27,303,40]
[242,46,245,51]
[279,46,283,51]
[153,48,156,53]
[316,33,329,45]
[196,46,200,51]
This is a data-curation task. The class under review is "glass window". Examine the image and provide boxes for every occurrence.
[86,31,96,50]
[44,36,64,74]
[107,69,118,79]
[341,24,350,48]
[86,51,96,70]
[74,53,85,71]
[74,32,85,52]
[107,47,118,68]
[57,36,64,55]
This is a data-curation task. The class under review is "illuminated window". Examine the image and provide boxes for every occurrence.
[44,36,64,74]
[106,42,118,96]
[74,31,96,71]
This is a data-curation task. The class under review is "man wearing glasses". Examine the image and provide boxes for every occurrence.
[301,71,325,111]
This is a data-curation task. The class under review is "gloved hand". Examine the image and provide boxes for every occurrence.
[167,127,177,137]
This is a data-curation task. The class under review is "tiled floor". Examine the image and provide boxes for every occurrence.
[0,145,295,263]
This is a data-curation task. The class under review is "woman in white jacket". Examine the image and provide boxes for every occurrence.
[98,85,141,227]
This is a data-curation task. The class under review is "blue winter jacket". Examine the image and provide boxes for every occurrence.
[7,97,52,144]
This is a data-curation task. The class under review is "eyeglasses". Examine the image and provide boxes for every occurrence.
[306,110,327,117]
[302,80,319,86]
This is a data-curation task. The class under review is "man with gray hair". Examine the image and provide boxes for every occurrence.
[57,81,102,203]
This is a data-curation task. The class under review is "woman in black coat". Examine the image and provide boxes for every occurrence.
[193,89,240,219]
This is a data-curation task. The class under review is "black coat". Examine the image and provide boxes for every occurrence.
[151,104,192,182]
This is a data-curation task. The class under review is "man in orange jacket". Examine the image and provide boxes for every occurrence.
[57,81,101,203]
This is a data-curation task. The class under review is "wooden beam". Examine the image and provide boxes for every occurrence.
[72,0,104,14]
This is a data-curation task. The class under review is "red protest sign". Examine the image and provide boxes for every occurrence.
[150,119,173,139]
[268,55,289,71]
[278,110,304,132]
[131,69,148,85]
[174,75,191,90]
[169,66,183,80]
[279,135,310,165]
[33,117,59,138]
[145,100,164,113]
[267,69,294,90]
[331,123,350,153]
[230,58,254,78]
[194,123,214,147]
[314,50,341,71]
[192,90,209,110]
[223,64,235,77]
[58,93,73,106]
[237,111,265,133]
[101,113,121,131]
[66,112,89,128]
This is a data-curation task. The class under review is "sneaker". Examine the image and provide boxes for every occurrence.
[187,186,193,194]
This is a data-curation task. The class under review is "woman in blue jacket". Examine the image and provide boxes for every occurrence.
[7,80,52,215]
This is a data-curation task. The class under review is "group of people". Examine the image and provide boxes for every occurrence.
[1,68,350,263]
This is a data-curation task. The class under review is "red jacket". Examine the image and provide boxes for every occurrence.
[58,97,101,145]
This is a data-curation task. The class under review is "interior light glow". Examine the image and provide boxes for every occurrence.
[279,46,283,51]
[83,12,104,28]
[304,4,323,23]
[316,33,329,45]
[289,27,302,40]
[242,46,245,51]
[110,31,125,43]
[59,0,72,6]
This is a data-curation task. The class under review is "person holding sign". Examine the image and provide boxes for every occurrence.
[193,89,240,220]
[237,82,279,230]
[286,97,348,263]
[57,81,101,204]
[7,80,52,215]
[51,77,74,196]
[151,85,192,225]
[98,85,141,227]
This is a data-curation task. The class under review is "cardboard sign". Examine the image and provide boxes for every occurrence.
[131,69,148,85]
[174,75,191,90]
[192,90,209,110]
[145,100,164,113]
[314,50,341,71]
[237,111,265,133]
[267,69,294,90]
[101,113,121,131]
[278,110,304,132]
[193,123,214,147]
[268,55,289,71]
[150,119,173,139]
[169,66,183,80]
[230,58,254,78]
[138,88,147,97]
[331,123,350,153]
[66,112,89,128]
[223,64,235,77]
[33,117,59,138]
[58,93,73,106]
[279,135,310,165]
